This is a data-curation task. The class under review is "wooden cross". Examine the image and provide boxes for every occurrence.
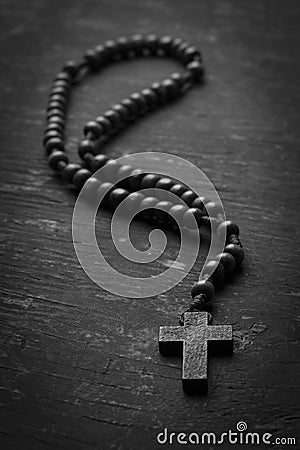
[159,312,233,394]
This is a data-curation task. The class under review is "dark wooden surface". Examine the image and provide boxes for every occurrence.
[0,0,299,449]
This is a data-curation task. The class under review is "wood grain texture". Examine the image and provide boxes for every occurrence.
[0,0,299,449]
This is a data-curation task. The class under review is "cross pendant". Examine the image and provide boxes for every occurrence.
[159,312,233,394]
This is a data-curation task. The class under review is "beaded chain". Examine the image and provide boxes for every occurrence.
[43,34,244,324]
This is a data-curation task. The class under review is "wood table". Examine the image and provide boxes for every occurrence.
[1,0,299,448]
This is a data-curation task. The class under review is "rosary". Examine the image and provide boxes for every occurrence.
[43,34,244,394]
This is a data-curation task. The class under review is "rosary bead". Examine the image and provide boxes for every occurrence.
[186,60,204,83]
[50,86,69,98]
[141,88,158,110]
[191,196,210,210]
[170,37,184,57]
[183,207,204,229]
[169,204,188,226]
[121,98,139,117]
[130,92,148,115]
[43,130,61,146]
[54,71,71,83]
[62,163,82,182]
[108,188,129,210]
[116,36,130,58]
[47,116,65,129]
[101,159,121,182]
[140,173,160,189]
[117,164,134,182]
[97,182,114,206]
[145,34,158,55]
[47,100,65,112]
[78,139,95,159]
[181,189,197,207]
[127,168,144,191]
[88,154,109,172]
[151,82,167,105]
[217,220,240,238]
[84,121,104,139]
[170,72,184,89]
[191,280,215,300]
[124,192,145,214]
[217,252,236,276]
[63,60,79,78]
[53,79,70,91]
[48,150,68,170]
[95,44,108,65]
[205,201,222,217]
[131,34,145,56]
[72,168,92,190]
[47,108,65,120]
[140,196,159,221]
[84,48,101,71]
[182,46,202,64]
[104,109,123,129]
[155,200,173,224]
[176,41,190,61]
[46,122,64,136]
[104,40,117,62]
[201,260,225,290]
[159,36,173,55]
[96,116,112,134]
[162,78,180,100]
[45,137,64,154]
[170,183,188,197]
[48,93,66,106]
[155,177,174,192]
[112,104,131,123]
[224,244,244,266]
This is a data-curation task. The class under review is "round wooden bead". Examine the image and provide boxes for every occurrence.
[124,192,145,214]
[155,200,173,224]
[101,160,121,182]
[116,36,130,58]
[170,72,184,89]
[183,208,204,229]
[191,196,210,210]
[170,183,188,197]
[121,98,139,116]
[48,151,68,170]
[205,201,222,217]
[217,252,236,276]
[159,35,172,54]
[43,130,61,146]
[217,220,240,238]
[141,88,158,110]
[224,244,244,265]
[84,121,104,139]
[45,137,64,154]
[96,116,112,134]
[104,109,122,129]
[140,174,160,189]
[112,104,131,123]
[169,204,188,226]
[145,34,158,55]
[131,34,144,56]
[108,188,129,210]
[140,196,159,221]
[90,154,109,172]
[117,164,134,187]
[191,280,215,300]
[183,46,201,64]
[63,60,79,78]
[78,139,95,159]
[97,182,114,206]
[151,82,167,104]
[62,163,81,182]
[84,49,100,70]
[155,177,174,191]
[186,61,204,82]
[72,168,92,190]
[130,92,148,115]
[181,189,197,207]
[202,260,225,290]
[127,168,143,191]
[162,78,179,100]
